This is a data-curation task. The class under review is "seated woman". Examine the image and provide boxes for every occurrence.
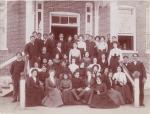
[82,51,92,67]
[26,69,44,107]
[101,68,125,105]
[71,70,84,102]
[42,69,63,107]
[89,77,119,108]
[29,62,42,77]
[88,57,101,72]
[59,73,75,105]
[112,66,133,104]
[68,58,79,74]
[69,42,81,64]
[91,64,102,78]
[99,53,108,73]
[78,70,95,104]
[38,65,49,90]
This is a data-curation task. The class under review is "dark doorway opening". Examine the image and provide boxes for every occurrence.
[118,35,134,50]
[51,26,78,41]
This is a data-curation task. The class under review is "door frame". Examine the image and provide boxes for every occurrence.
[49,12,80,34]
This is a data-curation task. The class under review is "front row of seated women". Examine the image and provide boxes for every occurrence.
[26,66,132,108]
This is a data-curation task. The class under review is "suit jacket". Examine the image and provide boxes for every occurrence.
[128,61,146,80]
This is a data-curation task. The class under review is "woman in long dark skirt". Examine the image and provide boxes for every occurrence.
[59,73,76,105]
[26,69,44,107]
[89,77,119,108]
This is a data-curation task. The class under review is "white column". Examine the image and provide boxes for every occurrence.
[20,79,26,109]
[134,78,140,107]
[109,1,118,37]
[94,2,100,36]
[26,0,35,43]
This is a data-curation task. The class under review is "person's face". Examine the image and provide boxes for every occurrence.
[113,43,117,48]
[33,32,38,38]
[96,78,101,85]
[48,60,53,65]
[100,37,105,42]
[43,59,47,64]
[61,61,66,67]
[93,66,98,72]
[85,52,89,57]
[79,36,83,41]
[31,37,35,42]
[68,36,72,41]
[63,54,67,59]
[34,62,39,68]
[32,70,38,77]
[63,74,68,80]
[108,72,113,78]
[42,47,47,53]
[16,53,22,60]
[117,67,121,72]
[74,72,80,78]
[43,35,48,39]
[93,58,97,64]
[80,63,85,68]
[37,33,41,39]
[123,57,128,63]
[133,56,138,62]
[101,54,106,59]
[95,37,100,42]
[59,34,64,40]
[104,68,109,74]
[74,34,78,40]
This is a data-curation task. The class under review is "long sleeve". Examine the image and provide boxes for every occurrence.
[141,63,147,79]
[10,62,15,75]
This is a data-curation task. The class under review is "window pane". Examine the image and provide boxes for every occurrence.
[118,36,133,50]
[69,17,77,24]
[61,17,68,24]
[87,7,90,12]
[38,12,41,25]
[87,15,90,23]
[52,16,60,23]
[38,3,42,9]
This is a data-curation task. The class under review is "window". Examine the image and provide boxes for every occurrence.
[0,1,7,50]
[146,7,150,53]
[118,6,136,51]
[85,3,93,35]
[35,2,43,35]
[51,15,78,25]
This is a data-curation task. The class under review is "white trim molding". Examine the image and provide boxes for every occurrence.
[25,0,35,43]
[49,12,80,34]
[0,1,8,50]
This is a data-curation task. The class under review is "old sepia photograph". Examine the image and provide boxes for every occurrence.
[0,0,150,114]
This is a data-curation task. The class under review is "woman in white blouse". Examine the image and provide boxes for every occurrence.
[113,66,133,104]
[108,41,123,73]
[69,42,81,64]
[77,35,86,57]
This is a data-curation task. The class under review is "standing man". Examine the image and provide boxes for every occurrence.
[128,53,147,106]
[24,36,39,67]
[10,52,25,102]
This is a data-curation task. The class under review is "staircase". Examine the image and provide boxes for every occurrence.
[0,76,13,96]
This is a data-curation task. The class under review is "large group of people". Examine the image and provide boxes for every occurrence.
[10,31,147,108]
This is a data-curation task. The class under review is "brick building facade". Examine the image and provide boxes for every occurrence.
[0,0,150,75]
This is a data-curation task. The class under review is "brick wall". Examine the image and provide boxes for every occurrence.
[99,5,110,36]
[43,1,88,34]
[0,1,26,76]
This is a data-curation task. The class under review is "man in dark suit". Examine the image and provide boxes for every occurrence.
[128,53,147,106]
[53,41,63,59]
[24,36,39,67]
[10,52,25,102]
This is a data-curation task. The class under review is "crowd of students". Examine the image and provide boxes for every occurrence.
[10,31,147,108]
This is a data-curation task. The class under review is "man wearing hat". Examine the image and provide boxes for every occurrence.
[128,53,147,106]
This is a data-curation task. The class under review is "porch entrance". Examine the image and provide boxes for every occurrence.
[51,26,77,41]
